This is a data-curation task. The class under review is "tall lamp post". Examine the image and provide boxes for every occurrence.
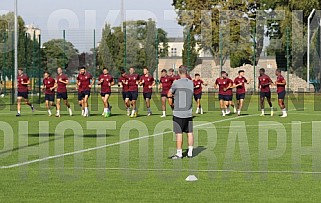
[307,9,316,91]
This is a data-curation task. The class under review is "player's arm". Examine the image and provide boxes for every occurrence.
[53,81,58,90]
[158,81,162,90]
[110,78,115,86]
[22,78,30,85]
[89,77,95,88]
[203,80,208,86]
[151,79,156,88]
[97,77,103,85]
[275,79,286,86]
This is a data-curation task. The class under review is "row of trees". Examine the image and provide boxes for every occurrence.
[0,13,170,80]
[173,0,321,78]
[98,19,169,76]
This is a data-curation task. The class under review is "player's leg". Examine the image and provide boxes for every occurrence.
[266,92,273,116]
[144,93,152,116]
[238,99,244,116]
[161,95,166,117]
[56,98,61,117]
[130,91,138,117]
[187,117,194,157]
[219,98,226,116]
[63,94,72,116]
[83,94,90,117]
[279,91,287,117]
[124,95,130,116]
[45,97,52,116]
[16,96,22,116]
[260,93,265,116]
[171,116,183,159]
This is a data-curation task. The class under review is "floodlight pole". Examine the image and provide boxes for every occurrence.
[14,0,18,99]
[307,9,316,91]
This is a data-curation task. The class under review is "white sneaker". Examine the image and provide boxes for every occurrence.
[226,110,231,115]
[147,112,152,116]
[55,114,60,117]
[234,108,237,113]
[271,111,274,117]
[160,115,166,118]
[195,109,199,114]
[281,114,287,118]
[69,109,73,116]
[222,112,226,117]
[48,113,52,117]
[260,113,265,117]
[102,112,104,116]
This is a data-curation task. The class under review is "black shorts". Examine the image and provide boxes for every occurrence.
[81,90,91,98]
[128,91,138,101]
[45,94,55,102]
[260,92,271,99]
[78,92,83,101]
[122,92,129,100]
[219,94,232,101]
[143,92,152,100]
[18,92,28,99]
[101,92,111,97]
[278,91,286,100]
[173,116,193,134]
[161,93,168,98]
[236,93,245,100]
[57,92,68,100]
[194,93,202,101]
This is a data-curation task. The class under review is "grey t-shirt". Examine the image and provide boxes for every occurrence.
[170,78,193,118]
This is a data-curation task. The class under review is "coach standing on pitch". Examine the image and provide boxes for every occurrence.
[168,66,194,159]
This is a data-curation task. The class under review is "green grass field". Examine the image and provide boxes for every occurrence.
[0,93,321,202]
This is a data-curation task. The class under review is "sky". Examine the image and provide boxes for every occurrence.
[0,0,183,51]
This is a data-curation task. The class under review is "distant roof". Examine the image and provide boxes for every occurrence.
[168,37,184,42]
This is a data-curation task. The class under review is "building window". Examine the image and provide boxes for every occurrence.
[171,48,177,57]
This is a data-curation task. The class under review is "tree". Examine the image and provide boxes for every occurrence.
[0,12,41,79]
[42,39,78,75]
[98,20,169,75]
[172,0,254,66]
[182,28,198,71]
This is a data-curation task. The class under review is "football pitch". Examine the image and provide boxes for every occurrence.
[0,93,321,202]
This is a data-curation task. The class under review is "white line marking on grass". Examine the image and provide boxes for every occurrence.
[0,108,302,169]
[0,114,257,169]
[201,121,312,129]
[41,167,321,175]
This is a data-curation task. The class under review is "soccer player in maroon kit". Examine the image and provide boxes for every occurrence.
[16,68,34,117]
[98,68,114,118]
[233,70,251,116]
[118,70,131,116]
[54,67,72,117]
[42,72,56,116]
[159,69,174,117]
[193,73,207,114]
[139,67,155,116]
[215,71,232,116]
[258,68,273,116]
[274,69,287,117]
[127,67,140,118]
[77,66,95,117]
[224,73,236,115]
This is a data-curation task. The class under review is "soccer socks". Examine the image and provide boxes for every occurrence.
[162,111,166,116]
[84,107,89,116]
[104,108,108,113]
[176,149,183,157]
[188,146,193,157]
[196,108,199,114]
[48,109,52,116]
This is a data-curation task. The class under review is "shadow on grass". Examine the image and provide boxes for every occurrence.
[82,134,115,138]
[183,146,207,158]
[0,133,78,155]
